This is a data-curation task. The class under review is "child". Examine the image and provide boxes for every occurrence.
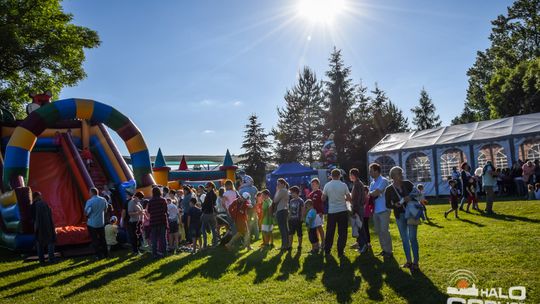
[363,186,373,248]
[444,180,460,219]
[527,184,535,200]
[187,197,202,253]
[307,178,325,249]
[288,186,304,250]
[304,199,322,254]
[260,189,274,248]
[466,177,479,212]
[535,183,540,200]
[104,216,120,252]
[225,192,253,250]
[167,198,180,253]
[416,184,429,221]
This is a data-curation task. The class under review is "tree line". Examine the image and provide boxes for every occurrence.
[240,0,540,187]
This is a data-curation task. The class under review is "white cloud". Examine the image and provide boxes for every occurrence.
[233,100,243,107]
[199,99,215,106]
[202,129,215,134]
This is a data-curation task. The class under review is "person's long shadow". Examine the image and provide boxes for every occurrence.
[299,252,324,281]
[383,257,447,303]
[0,263,41,278]
[62,257,157,298]
[253,250,284,284]
[321,255,361,304]
[484,212,540,223]
[234,248,269,276]
[276,250,301,281]
[0,259,94,290]
[355,251,384,301]
[51,258,119,287]
[458,218,485,227]
[3,286,45,299]
[423,220,444,229]
[141,253,199,282]
[175,248,244,283]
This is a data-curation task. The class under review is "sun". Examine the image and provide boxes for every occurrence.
[296,0,346,25]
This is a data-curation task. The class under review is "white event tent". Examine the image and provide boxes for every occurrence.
[367,112,540,196]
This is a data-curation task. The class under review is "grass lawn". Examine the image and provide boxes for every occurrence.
[0,200,539,304]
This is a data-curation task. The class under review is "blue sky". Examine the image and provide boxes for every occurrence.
[60,0,512,157]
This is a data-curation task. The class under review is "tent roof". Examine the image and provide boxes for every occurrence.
[270,162,317,177]
[369,112,540,154]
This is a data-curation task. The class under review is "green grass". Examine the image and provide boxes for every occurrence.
[0,200,539,304]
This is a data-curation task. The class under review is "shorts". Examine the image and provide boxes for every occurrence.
[288,219,302,237]
[261,224,273,232]
[190,225,201,239]
[168,220,179,234]
[308,227,319,244]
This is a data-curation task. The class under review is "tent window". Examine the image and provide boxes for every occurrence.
[519,138,540,161]
[478,144,508,169]
[406,152,431,182]
[374,156,396,178]
[440,148,467,181]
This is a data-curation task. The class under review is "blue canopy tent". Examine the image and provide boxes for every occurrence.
[266,162,318,195]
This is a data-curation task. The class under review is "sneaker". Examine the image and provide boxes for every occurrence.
[350,243,360,249]
[444,212,448,219]
[377,251,386,256]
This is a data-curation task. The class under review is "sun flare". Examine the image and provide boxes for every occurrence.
[297,0,346,24]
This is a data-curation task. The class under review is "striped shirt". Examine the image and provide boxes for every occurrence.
[147,197,168,227]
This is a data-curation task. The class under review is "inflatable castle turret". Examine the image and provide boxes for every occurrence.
[220,149,237,182]
[152,148,170,186]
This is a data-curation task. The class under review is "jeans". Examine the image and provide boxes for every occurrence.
[201,213,218,247]
[128,221,142,253]
[395,214,419,263]
[363,217,371,244]
[36,241,55,263]
[151,225,167,258]
[182,214,190,243]
[88,226,108,258]
[355,215,369,248]
[484,186,495,213]
[325,211,349,255]
[276,209,289,249]
[372,210,392,254]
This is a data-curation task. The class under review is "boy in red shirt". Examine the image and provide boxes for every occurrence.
[225,192,253,250]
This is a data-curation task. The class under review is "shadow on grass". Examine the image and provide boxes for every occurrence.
[484,212,540,223]
[321,255,361,304]
[0,259,94,290]
[423,220,444,229]
[300,252,324,281]
[458,218,485,227]
[234,247,270,276]
[62,256,157,298]
[253,250,285,283]
[0,263,41,278]
[141,254,199,282]
[383,257,447,303]
[276,250,301,281]
[356,252,383,301]
[3,286,45,299]
[51,258,120,287]
[175,248,245,283]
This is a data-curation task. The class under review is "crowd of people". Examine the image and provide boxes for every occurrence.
[30,158,539,268]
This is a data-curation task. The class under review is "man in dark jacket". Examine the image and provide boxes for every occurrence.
[31,192,57,264]
[147,187,168,258]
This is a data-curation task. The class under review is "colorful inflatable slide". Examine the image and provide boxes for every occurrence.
[0,97,155,250]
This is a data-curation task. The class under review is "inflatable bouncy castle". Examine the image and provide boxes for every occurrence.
[0,95,155,250]
[152,149,237,189]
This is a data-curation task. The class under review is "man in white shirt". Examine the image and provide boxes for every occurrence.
[322,169,352,257]
[369,163,392,258]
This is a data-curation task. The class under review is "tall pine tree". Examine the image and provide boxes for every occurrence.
[239,114,271,187]
[272,67,325,164]
[323,48,356,168]
[411,88,441,130]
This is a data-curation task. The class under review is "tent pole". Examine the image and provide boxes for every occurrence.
[469,144,476,171]
[432,148,439,197]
